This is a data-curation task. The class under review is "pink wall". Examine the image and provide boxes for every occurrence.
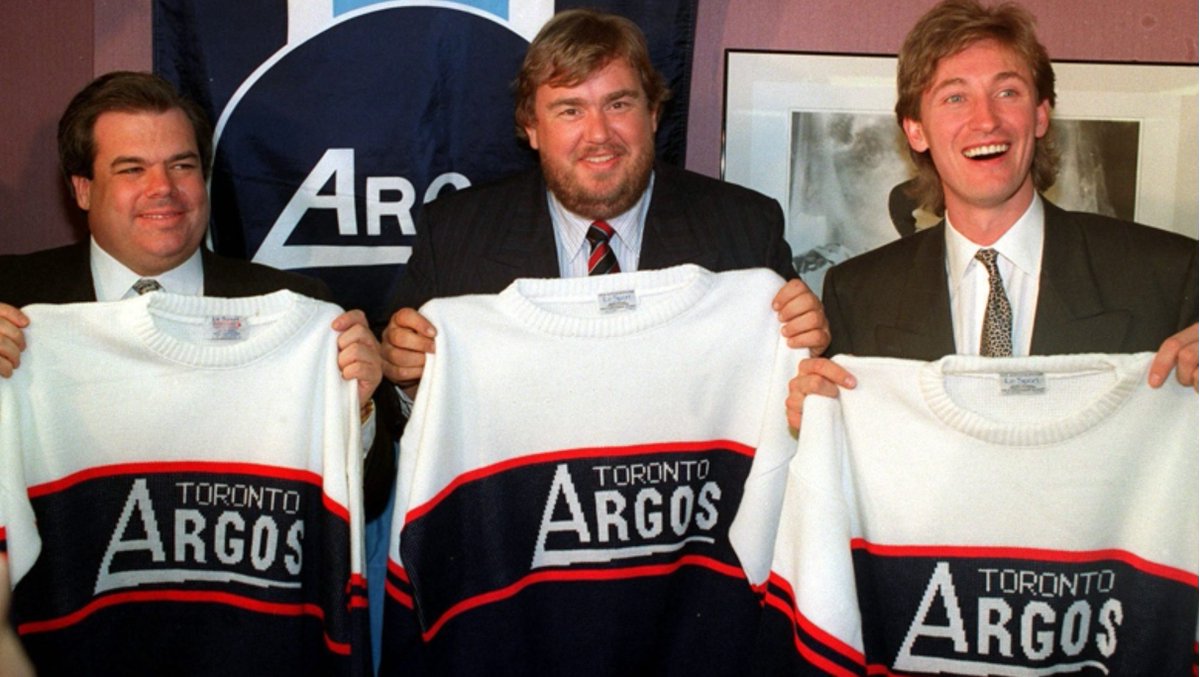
[687,0,1199,177]
[1,1,1195,255]
[0,0,150,256]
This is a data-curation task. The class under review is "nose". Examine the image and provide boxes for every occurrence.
[968,98,999,131]
[144,164,177,198]
[584,109,613,143]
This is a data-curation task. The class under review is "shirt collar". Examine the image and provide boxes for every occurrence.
[549,171,654,262]
[89,237,205,301]
[944,194,1045,287]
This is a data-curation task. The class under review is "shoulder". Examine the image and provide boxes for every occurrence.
[201,250,333,302]
[0,242,92,306]
[654,163,778,209]
[1047,202,1197,252]
[827,225,942,288]
[422,168,543,219]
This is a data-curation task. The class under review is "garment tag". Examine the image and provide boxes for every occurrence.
[598,289,637,314]
[209,315,247,341]
[1001,372,1045,395]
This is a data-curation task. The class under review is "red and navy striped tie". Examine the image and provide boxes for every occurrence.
[586,220,620,275]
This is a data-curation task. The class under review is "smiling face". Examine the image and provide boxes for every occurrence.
[72,109,209,276]
[902,39,1050,241]
[523,58,658,221]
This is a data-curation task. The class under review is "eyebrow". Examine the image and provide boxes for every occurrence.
[929,70,1028,96]
[109,150,201,168]
[546,88,642,110]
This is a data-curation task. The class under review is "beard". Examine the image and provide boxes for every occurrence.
[540,143,655,221]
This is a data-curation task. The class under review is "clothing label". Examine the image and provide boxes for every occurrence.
[598,290,637,314]
[1000,372,1045,395]
[209,315,247,341]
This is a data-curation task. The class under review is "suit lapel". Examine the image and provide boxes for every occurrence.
[1031,202,1129,353]
[875,225,956,360]
[483,170,561,279]
[62,242,99,302]
[639,165,717,271]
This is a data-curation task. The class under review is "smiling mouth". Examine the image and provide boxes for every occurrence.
[963,143,1009,160]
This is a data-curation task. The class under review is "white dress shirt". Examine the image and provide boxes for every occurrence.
[944,195,1044,356]
[90,237,204,301]
[548,172,654,277]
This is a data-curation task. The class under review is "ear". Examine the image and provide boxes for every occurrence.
[1034,99,1051,139]
[901,117,929,153]
[71,176,92,210]
[525,124,540,151]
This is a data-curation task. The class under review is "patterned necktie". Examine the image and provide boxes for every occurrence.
[586,221,620,275]
[131,278,163,295]
[974,248,1012,357]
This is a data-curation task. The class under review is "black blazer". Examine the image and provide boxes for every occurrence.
[823,200,1199,359]
[380,162,797,322]
[0,241,332,306]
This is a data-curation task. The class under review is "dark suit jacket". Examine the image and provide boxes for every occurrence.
[823,200,1199,359]
[379,162,797,323]
[0,241,332,306]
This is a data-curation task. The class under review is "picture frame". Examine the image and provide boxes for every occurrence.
[721,50,1198,295]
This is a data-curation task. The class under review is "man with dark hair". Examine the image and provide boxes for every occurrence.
[380,8,829,404]
[788,0,1197,424]
[0,69,385,674]
[0,71,381,407]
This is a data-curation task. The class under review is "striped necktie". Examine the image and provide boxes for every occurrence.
[586,221,620,275]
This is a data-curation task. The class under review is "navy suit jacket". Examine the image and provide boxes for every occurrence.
[380,162,797,323]
[0,241,331,306]
[823,200,1199,359]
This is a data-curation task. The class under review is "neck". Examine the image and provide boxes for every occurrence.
[944,187,1035,247]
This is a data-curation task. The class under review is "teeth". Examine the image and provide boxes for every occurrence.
[964,143,1009,158]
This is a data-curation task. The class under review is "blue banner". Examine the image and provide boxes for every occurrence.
[154,1,697,321]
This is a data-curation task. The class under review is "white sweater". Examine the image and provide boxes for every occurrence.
[381,264,806,676]
[0,290,366,675]
[761,353,1198,676]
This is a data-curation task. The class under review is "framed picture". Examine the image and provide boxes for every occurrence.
[722,50,1199,295]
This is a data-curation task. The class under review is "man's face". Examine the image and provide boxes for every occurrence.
[72,109,209,276]
[902,40,1050,232]
[524,58,658,221]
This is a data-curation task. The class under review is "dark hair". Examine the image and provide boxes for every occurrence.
[58,71,213,195]
[895,0,1059,215]
[513,9,670,141]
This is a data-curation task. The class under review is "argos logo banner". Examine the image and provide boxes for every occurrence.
[156,1,698,320]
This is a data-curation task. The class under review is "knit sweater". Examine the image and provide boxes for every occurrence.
[759,353,1198,676]
[380,264,806,676]
[0,290,367,676]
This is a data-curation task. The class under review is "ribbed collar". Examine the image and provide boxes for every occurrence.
[919,353,1146,446]
[127,289,316,368]
[497,263,713,338]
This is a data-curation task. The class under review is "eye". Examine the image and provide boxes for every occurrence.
[944,93,965,104]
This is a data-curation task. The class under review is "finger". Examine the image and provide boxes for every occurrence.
[797,358,856,389]
[0,304,30,329]
[382,323,436,354]
[391,307,436,338]
[771,278,813,312]
[1148,325,1197,388]
[330,308,368,332]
